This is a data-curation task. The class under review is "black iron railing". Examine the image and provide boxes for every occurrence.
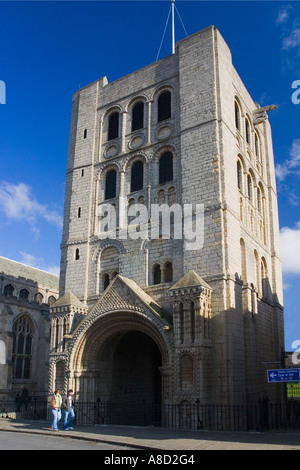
[1,396,300,432]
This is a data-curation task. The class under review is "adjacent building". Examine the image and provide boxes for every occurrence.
[0,257,58,398]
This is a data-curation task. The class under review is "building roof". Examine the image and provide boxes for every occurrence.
[0,256,59,290]
[170,270,212,291]
[51,291,84,308]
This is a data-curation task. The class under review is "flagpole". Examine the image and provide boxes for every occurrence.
[171,0,175,54]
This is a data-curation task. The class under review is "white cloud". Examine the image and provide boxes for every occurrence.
[276,6,291,25]
[282,28,300,51]
[280,222,300,274]
[19,251,60,276]
[0,181,63,236]
[275,139,300,182]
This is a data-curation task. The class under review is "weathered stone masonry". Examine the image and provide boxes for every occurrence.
[49,26,284,415]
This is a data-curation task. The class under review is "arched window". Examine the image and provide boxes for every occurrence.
[245,117,251,144]
[99,246,119,294]
[131,102,144,131]
[165,262,173,282]
[237,160,243,191]
[235,100,241,130]
[131,160,144,192]
[240,238,246,282]
[257,186,262,213]
[75,248,80,260]
[105,169,117,199]
[255,133,260,160]
[158,90,171,122]
[12,315,33,379]
[153,264,161,285]
[261,258,268,298]
[108,111,119,141]
[247,174,253,202]
[168,186,176,205]
[159,152,173,184]
[19,289,29,300]
[4,284,14,297]
[34,292,43,304]
[48,295,56,306]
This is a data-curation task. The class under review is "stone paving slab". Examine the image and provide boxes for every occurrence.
[0,418,300,450]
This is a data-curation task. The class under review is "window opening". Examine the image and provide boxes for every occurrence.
[105,169,117,199]
[159,152,173,184]
[12,316,33,379]
[131,160,144,192]
[158,91,171,122]
[153,265,161,285]
[235,101,241,130]
[165,262,173,282]
[245,118,251,144]
[108,112,119,141]
[19,289,29,300]
[132,102,144,131]
[4,284,14,297]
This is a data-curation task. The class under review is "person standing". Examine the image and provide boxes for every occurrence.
[62,389,75,430]
[50,389,62,431]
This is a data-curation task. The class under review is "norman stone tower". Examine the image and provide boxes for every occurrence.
[49,26,284,424]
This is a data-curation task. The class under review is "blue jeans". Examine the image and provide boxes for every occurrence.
[63,407,75,429]
[51,409,61,430]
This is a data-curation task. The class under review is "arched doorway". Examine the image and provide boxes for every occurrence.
[97,330,162,425]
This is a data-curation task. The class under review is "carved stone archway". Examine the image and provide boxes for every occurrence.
[64,275,173,424]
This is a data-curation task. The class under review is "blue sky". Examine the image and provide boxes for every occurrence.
[0,0,299,351]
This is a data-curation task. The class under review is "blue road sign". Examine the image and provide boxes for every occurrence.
[267,368,300,383]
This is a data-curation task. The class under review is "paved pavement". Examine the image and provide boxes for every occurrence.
[0,417,300,450]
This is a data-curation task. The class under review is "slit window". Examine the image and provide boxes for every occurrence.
[245,118,251,144]
[235,101,241,130]
[237,160,243,191]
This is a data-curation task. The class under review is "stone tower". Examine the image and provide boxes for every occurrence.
[49,26,284,422]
